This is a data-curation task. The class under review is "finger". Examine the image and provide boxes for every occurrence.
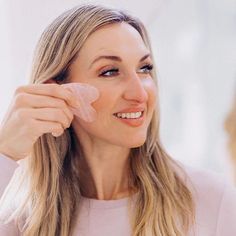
[33,108,72,129]
[31,119,64,137]
[15,84,78,108]
[14,93,74,123]
[17,108,71,129]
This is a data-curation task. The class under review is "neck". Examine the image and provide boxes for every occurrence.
[79,147,137,199]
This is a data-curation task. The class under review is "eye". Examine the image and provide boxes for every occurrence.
[99,68,119,77]
[138,64,153,74]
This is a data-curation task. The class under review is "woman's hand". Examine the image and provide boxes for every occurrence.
[0,84,77,161]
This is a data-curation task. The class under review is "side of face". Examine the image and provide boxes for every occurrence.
[69,22,157,148]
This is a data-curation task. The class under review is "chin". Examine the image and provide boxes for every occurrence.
[130,144,145,148]
[126,138,146,148]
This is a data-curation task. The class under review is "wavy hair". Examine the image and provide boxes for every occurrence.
[0,4,195,235]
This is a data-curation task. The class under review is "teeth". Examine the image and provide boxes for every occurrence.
[115,111,142,119]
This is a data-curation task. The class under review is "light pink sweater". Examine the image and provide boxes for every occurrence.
[0,153,236,236]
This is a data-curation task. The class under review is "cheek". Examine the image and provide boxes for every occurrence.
[91,86,116,115]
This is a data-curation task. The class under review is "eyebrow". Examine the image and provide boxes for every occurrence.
[89,53,151,69]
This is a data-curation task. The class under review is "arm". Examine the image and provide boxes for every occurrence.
[0,153,19,236]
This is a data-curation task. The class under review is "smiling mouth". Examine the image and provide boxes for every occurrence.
[113,111,144,119]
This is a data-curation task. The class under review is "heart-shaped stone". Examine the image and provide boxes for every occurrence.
[62,83,99,122]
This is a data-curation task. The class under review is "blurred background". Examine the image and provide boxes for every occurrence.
[0,0,235,180]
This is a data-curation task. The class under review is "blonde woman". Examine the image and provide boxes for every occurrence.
[0,4,236,236]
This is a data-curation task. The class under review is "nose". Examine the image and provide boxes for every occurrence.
[122,73,148,103]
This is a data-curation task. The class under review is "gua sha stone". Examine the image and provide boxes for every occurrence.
[62,83,99,122]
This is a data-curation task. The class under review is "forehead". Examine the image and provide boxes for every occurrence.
[79,22,149,59]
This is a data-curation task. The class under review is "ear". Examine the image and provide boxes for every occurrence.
[44,70,68,84]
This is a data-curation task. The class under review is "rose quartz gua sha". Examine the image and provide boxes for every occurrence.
[62,83,99,122]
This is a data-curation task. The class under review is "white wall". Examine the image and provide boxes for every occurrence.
[1,0,236,179]
[149,0,236,178]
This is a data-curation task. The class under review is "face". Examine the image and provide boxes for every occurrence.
[69,22,157,148]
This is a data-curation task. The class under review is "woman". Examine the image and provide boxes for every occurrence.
[0,4,236,236]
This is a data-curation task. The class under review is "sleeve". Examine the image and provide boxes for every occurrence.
[215,183,236,235]
[0,222,20,236]
[0,153,20,236]
[0,153,19,198]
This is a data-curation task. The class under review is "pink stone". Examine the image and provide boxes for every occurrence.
[62,83,99,122]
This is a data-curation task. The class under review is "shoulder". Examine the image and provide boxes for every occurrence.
[184,165,227,198]
[182,165,236,235]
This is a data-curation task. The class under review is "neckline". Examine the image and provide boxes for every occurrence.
[80,192,139,209]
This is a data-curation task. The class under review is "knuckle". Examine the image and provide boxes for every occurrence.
[14,86,25,95]
[13,93,29,109]
[15,93,26,105]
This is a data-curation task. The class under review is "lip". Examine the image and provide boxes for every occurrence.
[113,109,145,127]
[113,106,146,114]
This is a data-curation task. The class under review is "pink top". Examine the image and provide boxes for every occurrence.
[1,153,236,236]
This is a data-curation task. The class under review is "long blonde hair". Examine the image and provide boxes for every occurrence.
[0,4,194,235]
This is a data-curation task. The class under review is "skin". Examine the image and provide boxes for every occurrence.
[68,22,157,200]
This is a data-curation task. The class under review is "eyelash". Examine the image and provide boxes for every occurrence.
[99,64,154,77]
